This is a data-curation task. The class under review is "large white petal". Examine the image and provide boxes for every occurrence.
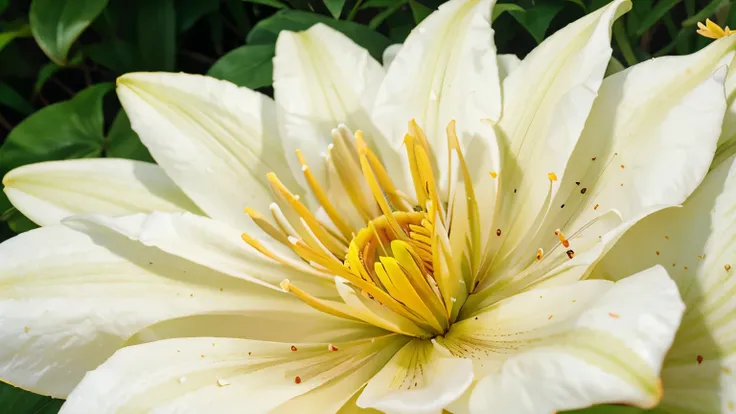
[64,212,338,297]
[116,72,299,229]
[357,338,473,414]
[274,23,391,190]
[713,54,736,167]
[61,335,407,413]
[3,158,200,226]
[0,221,298,398]
[487,0,631,266]
[372,0,501,191]
[484,33,736,292]
[457,266,683,413]
[594,155,736,413]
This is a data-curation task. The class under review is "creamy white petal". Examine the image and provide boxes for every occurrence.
[0,222,296,398]
[487,0,631,267]
[64,212,337,297]
[455,266,683,413]
[713,54,736,167]
[274,23,390,191]
[358,338,473,414]
[3,159,201,226]
[372,0,501,192]
[382,44,402,69]
[594,155,736,413]
[61,335,407,414]
[117,72,298,229]
[484,33,736,292]
[497,53,520,83]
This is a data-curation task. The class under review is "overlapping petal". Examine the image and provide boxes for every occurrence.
[3,158,201,226]
[442,267,683,414]
[594,155,736,413]
[60,335,407,414]
[116,72,299,229]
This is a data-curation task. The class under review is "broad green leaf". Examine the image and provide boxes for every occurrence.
[635,0,678,35]
[324,0,345,18]
[0,22,31,53]
[247,9,391,60]
[136,0,176,71]
[85,40,140,73]
[207,43,275,89]
[492,4,524,23]
[29,0,110,65]
[0,82,33,115]
[105,110,154,162]
[409,0,432,24]
[243,0,288,8]
[0,383,62,413]
[0,83,113,175]
[510,0,564,43]
[176,0,220,32]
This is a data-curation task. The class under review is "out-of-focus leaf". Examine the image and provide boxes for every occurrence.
[492,3,524,22]
[0,82,33,115]
[105,110,154,162]
[0,0,9,15]
[0,83,113,175]
[29,0,110,65]
[565,0,586,11]
[369,1,407,29]
[176,0,220,32]
[34,61,60,92]
[682,0,723,27]
[635,0,678,35]
[136,0,176,71]
[85,40,140,73]
[5,208,38,233]
[208,43,275,89]
[409,0,432,24]
[324,0,345,18]
[510,0,564,43]
[226,0,252,35]
[0,379,62,410]
[247,9,391,60]
[243,0,288,8]
[604,56,625,76]
[0,22,31,53]
[361,0,399,7]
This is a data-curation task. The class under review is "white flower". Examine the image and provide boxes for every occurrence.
[0,1,733,412]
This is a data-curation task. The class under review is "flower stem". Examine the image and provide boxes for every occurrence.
[613,20,638,66]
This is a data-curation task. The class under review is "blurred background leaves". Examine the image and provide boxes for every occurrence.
[0,0,733,412]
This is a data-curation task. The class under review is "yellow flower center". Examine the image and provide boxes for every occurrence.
[697,18,734,39]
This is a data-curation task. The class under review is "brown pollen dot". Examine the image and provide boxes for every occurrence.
[726,264,732,272]
[591,157,597,161]
[620,164,625,169]
[608,312,620,318]
[496,229,502,236]
[290,345,297,352]
[656,251,660,256]
[697,355,704,364]
[580,188,587,194]
[566,249,575,259]
[295,376,302,384]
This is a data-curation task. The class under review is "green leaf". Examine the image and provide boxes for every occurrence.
[85,40,141,73]
[176,0,220,32]
[34,61,60,93]
[509,0,564,43]
[136,0,176,71]
[105,110,154,162]
[682,0,723,27]
[0,0,9,15]
[492,3,524,22]
[635,0,679,35]
[361,0,399,7]
[0,82,33,115]
[243,0,288,8]
[0,22,31,54]
[324,0,345,18]
[208,43,275,89]
[29,0,110,65]
[0,83,113,176]
[248,9,391,60]
[409,0,432,24]
[565,0,586,11]
[0,383,62,413]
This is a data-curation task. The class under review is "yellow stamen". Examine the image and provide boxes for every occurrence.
[697,19,734,39]
[280,280,360,321]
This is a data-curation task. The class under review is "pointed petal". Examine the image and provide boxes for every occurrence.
[454,266,683,413]
[0,222,294,398]
[60,335,407,413]
[372,0,501,188]
[489,0,631,264]
[3,159,201,226]
[594,155,736,413]
[64,212,337,297]
[274,23,388,189]
[116,72,298,229]
[358,338,474,414]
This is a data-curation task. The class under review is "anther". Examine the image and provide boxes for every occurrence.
[566,249,575,259]
[548,172,558,181]
[536,248,543,260]
[555,229,570,248]
[328,344,339,351]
